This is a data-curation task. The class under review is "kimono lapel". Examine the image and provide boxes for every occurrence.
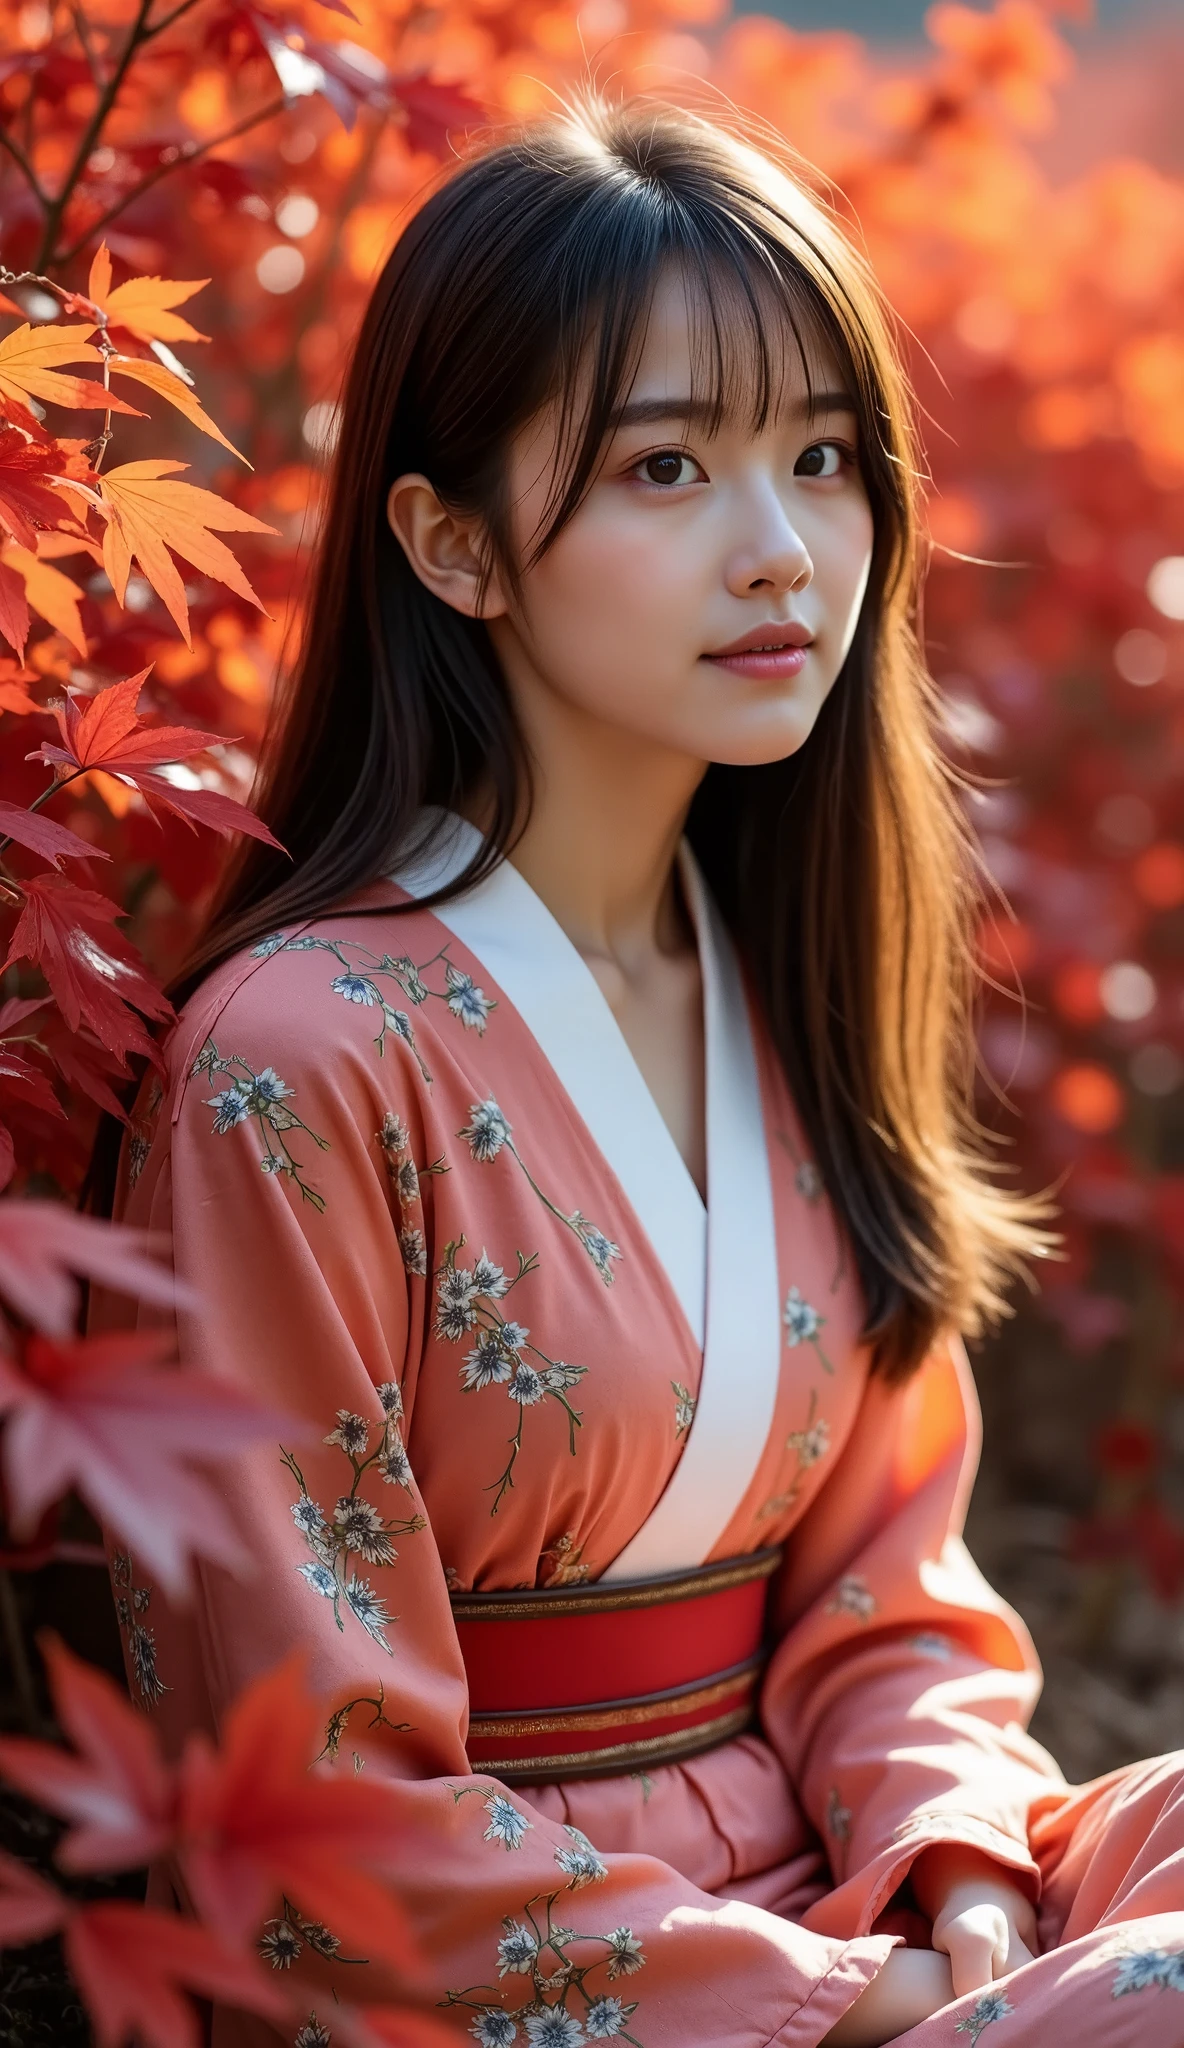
[603,849,780,1578]
[392,811,782,1575]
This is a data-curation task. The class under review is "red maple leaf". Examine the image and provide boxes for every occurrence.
[0,1641,423,1979]
[0,426,85,550]
[26,669,282,847]
[0,797,108,868]
[2,873,173,1059]
[0,1854,289,2048]
[177,1652,423,1972]
[0,1327,300,1597]
[0,1199,183,1333]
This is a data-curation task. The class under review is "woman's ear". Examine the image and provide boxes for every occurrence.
[385,474,508,620]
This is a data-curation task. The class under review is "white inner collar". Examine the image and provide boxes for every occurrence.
[392,809,782,1574]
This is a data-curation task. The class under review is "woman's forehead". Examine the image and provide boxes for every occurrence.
[618,266,849,431]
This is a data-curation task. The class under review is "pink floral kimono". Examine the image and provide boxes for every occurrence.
[103,811,1184,2047]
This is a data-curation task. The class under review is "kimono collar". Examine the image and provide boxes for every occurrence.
[392,810,781,1577]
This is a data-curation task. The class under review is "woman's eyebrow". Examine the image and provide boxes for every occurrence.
[608,389,856,430]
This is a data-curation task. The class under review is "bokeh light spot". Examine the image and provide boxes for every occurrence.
[1052,1063,1125,1133]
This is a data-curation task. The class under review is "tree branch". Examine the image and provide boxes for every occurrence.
[0,123,48,209]
[53,95,288,271]
[34,0,156,273]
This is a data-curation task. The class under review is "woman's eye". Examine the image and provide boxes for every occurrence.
[636,450,702,487]
[795,440,849,479]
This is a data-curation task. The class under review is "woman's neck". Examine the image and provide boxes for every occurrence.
[476,683,705,973]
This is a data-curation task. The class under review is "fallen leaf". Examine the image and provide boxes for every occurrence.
[97,460,278,644]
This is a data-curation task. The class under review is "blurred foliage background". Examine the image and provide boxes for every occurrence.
[1,0,1183,1803]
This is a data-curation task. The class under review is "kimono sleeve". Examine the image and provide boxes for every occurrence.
[761,1335,1070,1942]
[127,955,900,2048]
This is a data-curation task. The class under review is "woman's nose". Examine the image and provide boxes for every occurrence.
[725,492,812,598]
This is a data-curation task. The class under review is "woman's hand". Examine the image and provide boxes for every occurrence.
[821,1948,953,2046]
[911,1843,1038,1997]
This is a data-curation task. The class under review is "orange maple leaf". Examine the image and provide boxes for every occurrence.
[84,241,213,346]
[0,323,143,415]
[0,542,86,656]
[97,460,278,645]
[107,355,249,466]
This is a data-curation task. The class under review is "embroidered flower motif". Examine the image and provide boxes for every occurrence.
[437,1264,480,1341]
[295,2020,332,2048]
[333,1495,398,1566]
[324,1410,369,1458]
[782,1285,832,1370]
[508,1361,545,1406]
[208,1083,251,1133]
[437,1242,586,1509]
[571,1213,621,1284]
[259,1919,302,1969]
[110,1551,168,1708]
[300,1922,341,1958]
[542,1534,590,1586]
[544,1361,585,1393]
[446,962,495,1033]
[497,1924,540,1976]
[380,1111,410,1154]
[672,1381,696,1438]
[344,1576,393,1648]
[251,931,288,958]
[471,2014,518,2048]
[127,1130,152,1185]
[201,1044,329,1208]
[284,1397,424,1650]
[827,1574,876,1622]
[826,1787,851,1842]
[291,1493,333,1559]
[400,1227,428,1276]
[484,1795,532,1851]
[955,1990,1015,2039]
[556,1826,607,1889]
[331,973,380,1006]
[605,1929,644,1979]
[463,1331,514,1391]
[787,1416,830,1467]
[298,1561,338,1600]
[1111,1947,1184,1995]
[523,2013,584,2048]
[473,1251,509,1298]
[394,1156,420,1207]
[377,1434,413,1489]
[585,1998,629,2039]
[463,1097,512,1163]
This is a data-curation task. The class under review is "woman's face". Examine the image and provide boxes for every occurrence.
[485,269,876,769]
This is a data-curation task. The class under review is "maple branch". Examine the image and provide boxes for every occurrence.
[71,2,107,87]
[141,0,205,41]
[54,97,289,272]
[0,124,48,210]
[34,0,156,274]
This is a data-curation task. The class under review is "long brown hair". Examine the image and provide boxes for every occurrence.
[175,96,1054,1381]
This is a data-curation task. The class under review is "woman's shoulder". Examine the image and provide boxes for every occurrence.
[163,892,475,1112]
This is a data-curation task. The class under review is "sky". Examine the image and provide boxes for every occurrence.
[752,0,1175,34]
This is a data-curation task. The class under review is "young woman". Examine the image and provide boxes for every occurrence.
[97,99,1184,2048]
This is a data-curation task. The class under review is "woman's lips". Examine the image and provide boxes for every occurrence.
[703,644,810,680]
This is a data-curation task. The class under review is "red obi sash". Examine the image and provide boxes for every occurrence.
[451,1544,782,1783]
